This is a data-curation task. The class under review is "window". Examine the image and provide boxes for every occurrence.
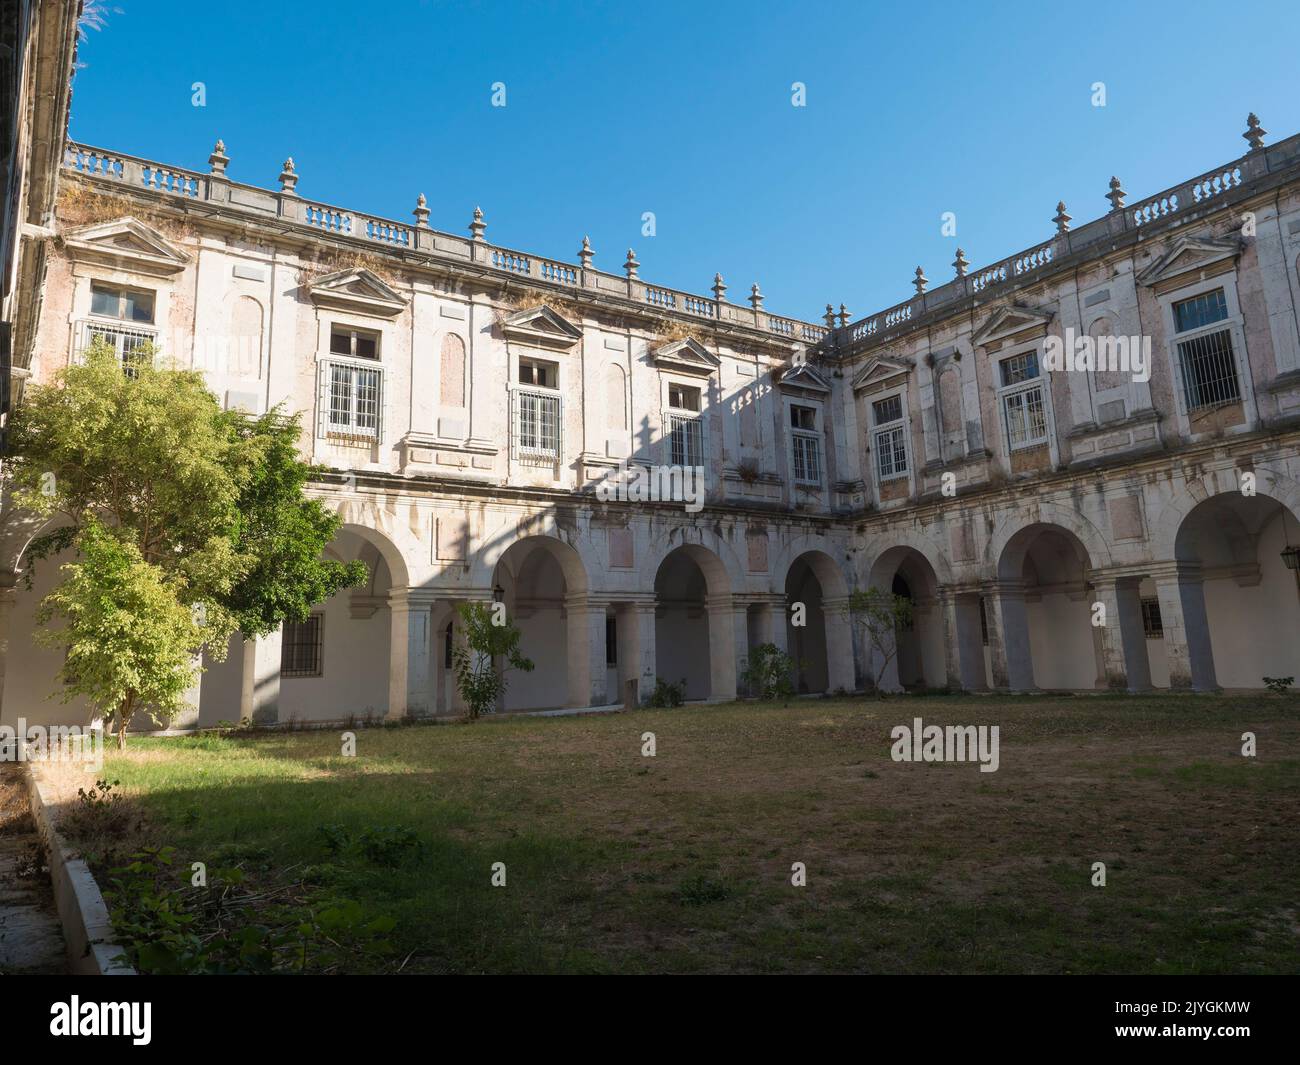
[90,283,154,323]
[1172,288,1240,411]
[605,616,617,666]
[514,387,561,463]
[872,394,908,481]
[979,597,990,646]
[668,383,700,411]
[281,614,323,678]
[997,350,1048,450]
[80,320,156,377]
[444,624,454,669]
[1141,597,1164,639]
[519,357,555,388]
[665,410,704,466]
[330,325,379,359]
[790,404,822,485]
[326,362,382,438]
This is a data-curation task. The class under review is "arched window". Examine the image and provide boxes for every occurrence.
[231,295,264,378]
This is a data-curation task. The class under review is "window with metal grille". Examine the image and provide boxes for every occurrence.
[874,425,908,480]
[872,394,902,426]
[791,431,822,484]
[329,325,379,359]
[979,597,989,646]
[514,387,561,463]
[665,410,704,467]
[281,614,323,678]
[1001,382,1048,449]
[326,362,382,437]
[78,320,157,377]
[1140,597,1163,639]
[1171,288,1240,412]
[605,616,617,666]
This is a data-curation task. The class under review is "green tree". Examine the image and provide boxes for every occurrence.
[6,340,364,742]
[35,520,201,747]
[846,587,914,699]
[451,602,534,721]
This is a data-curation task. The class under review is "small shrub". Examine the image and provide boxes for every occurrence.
[648,677,686,708]
[741,643,796,700]
[1263,676,1294,695]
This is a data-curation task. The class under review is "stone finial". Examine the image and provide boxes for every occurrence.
[838,303,850,328]
[824,303,837,328]
[624,248,640,279]
[1053,201,1072,234]
[578,236,594,268]
[1106,176,1126,212]
[278,157,297,194]
[749,282,764,310]
[712,272,728,302]
[208,139,228,176]
[953,247,969,277]
[413,193,429,227]
[913,266,928,295]
[469,206,487,242]
[1243,112,1267,152]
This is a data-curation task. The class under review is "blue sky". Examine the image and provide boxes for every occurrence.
[70,0,1300,324]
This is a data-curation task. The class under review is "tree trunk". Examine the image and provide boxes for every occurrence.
[115,693,135,749]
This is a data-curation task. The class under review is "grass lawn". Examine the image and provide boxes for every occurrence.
[60,693,1300,974]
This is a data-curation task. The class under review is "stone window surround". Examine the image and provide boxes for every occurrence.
[1155,272,1257,440]
[993,339,1058,467]
[865,381,912,504]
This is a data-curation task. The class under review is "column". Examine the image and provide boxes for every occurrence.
[1153,563,1218,691]
[240,625,282,725]
[624,600,658,706]
[704,593,738,701]
[821,595,857,693]
[987,582,1034,691]
[566,595,607,708]
[388,589,431,721]
[938,590,967,691]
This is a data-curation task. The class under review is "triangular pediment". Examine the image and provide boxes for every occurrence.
[851,354,912,392]
[971,304,1055,348]
[652,337,720,377]
[1136,236,1241,288]
[61,217,190,276]
[307,268,407,317]
[500,305,583,350]
[776,362,831,393]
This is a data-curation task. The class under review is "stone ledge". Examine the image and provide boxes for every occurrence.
[24,765,134,976]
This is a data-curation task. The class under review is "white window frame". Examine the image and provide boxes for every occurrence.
[996,347,1050,452]
[789,403,823,486]
[76,318,159,375]
[318,352,385,441]
[89,282,156,325]
[662,376,707,467]
[870,392,909,483]
[1169,287,1241,412]
[512,384,562,465]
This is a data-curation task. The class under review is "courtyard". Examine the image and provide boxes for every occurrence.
[53,693,1300,975]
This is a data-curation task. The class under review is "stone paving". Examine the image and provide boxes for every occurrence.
[0,763,64,975]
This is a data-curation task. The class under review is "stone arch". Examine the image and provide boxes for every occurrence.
[1149,466,1300,560]
[993,521,1098,690]
[654,543,735,701]
[865,544,947,690]
[1166,489,1300,689]
[782,548,855,694]
[987,501,1112,578]
[643,531,743,601]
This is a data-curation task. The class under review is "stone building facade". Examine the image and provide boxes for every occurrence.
[3,113,1300,729]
